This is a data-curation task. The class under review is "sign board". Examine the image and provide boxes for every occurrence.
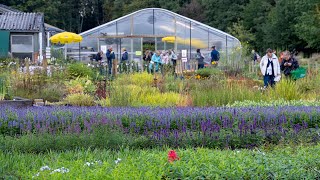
[135,51,142,56]
[100,45,107,54]
[45,47,51,59]
[181,50,187,58]
[182,58,187,62]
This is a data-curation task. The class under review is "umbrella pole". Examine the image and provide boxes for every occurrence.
[79,42,80,61]
[65,44,67,63]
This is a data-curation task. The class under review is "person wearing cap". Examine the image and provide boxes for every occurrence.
[106,47,115,75]
[260,48,281,88]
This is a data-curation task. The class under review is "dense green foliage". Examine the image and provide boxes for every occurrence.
[1,0,319,52]
[1,145,320,179]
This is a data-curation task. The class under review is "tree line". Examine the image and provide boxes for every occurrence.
[1,0,319,54]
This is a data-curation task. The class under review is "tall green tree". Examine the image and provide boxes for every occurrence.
[178,0,205,22]
[228,20,255,56]
[204,0,249,31]
[262,0,308,51]
[242,0,274,52]
[295,1,320,50]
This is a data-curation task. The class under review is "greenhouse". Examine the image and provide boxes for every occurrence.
[68,8,241,67]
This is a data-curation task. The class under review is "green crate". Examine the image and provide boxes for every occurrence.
[291,67,306,80]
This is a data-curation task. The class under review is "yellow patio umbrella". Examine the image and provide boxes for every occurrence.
[50,32,82,44]
[50,32,83,60]
[162,36,207,49]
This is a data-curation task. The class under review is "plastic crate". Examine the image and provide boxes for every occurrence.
[291,67,306,80]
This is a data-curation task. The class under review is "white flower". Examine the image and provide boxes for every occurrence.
[50,167,69,174]
[40,166,51,171]
[115,158,121,164]
[84,162,94,166]
[32,172,40,178]
[95,160,102,165]
[84,160,102,166]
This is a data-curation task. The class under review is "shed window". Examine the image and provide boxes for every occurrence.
[11,35,33,53]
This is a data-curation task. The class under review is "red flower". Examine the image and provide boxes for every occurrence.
[168,150,180,163]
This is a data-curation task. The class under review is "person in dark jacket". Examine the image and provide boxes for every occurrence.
[121,48,128,61]
[280,50,299,77]
[195,49,205,69]
[210,46,220,63]
[95,51,103,62]
[121,48,129,73]
[106,47,115,75]
[95,51,104,75]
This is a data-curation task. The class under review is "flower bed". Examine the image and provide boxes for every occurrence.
[1,106,319,150]
[2,145,320,179]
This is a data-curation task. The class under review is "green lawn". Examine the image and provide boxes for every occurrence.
[1,144,320,179]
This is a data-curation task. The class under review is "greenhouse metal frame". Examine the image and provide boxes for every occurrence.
[68,8,241,67]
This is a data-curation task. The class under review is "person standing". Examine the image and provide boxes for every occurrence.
[210,46,220,65]
[149,50,162,73]
[160,50,169,64]
[121,48,128,61]
[143,49,153,72]
[260,48,281,88]
[195,49,205,69]
[252,50,260,64]
[121,48,129,73]
[106,47,115,75]
[168,49,177,75]
[280,50,299,77]
[95,51,103,62]
[96,51,104,75]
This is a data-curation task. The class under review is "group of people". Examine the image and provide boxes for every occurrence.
[195,46,220,69]
[94,45,221,76]
[94,47,128,75]
[145,45,220,73]
[259,48,299,88]
[143,49,178,73]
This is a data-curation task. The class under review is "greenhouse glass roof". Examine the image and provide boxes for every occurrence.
[68,8,241,64]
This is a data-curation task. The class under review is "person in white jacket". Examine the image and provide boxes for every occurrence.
[260,48,281,88]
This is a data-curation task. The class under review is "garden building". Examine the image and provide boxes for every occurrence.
[0,4,63,61]
[69,8,241,68]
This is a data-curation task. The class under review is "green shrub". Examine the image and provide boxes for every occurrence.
[108,84,186,107]
[65,77,96,95]
[41,84,66,102]
[2,145,320,179]
[0,58,17,68]
[196,68,223,78]
[109,85,132,106]
[67,63,94,79]
[227,99,320,107]
[64,93,95,106]
[163,75,185,93]
[116,72,153,87]
[106,73,188,107]
[191,81,262,106]
[0,127,127,153]
[0,73,12,100]
[269,79,302,101]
